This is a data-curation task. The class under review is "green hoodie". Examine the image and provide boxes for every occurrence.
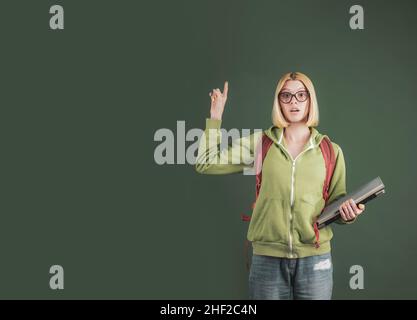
[195,118,355,258]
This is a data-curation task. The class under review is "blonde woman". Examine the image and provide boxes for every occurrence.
[195,72,365,300]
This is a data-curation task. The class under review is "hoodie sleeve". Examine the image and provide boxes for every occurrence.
[194,118,263,175]
[326,143,356,225]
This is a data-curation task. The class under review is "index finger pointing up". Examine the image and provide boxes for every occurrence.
[223,81,228,97]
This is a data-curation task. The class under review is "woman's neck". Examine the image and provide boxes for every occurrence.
[284,123,311,144]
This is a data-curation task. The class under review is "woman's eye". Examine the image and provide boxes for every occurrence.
[297,92,308,99]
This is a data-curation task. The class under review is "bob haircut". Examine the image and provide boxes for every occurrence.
[272,72,319,128]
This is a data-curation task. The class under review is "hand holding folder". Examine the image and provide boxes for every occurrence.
[316,176,386,229]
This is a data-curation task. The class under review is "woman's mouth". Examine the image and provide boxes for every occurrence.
[290,108,300,113]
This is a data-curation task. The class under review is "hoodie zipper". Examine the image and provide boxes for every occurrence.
[279,143,314,258]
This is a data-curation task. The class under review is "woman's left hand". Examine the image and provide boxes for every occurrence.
[339,198,365,221]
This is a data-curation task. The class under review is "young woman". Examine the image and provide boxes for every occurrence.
[195,72,365,300]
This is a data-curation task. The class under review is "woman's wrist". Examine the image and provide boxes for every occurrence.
[210,113,222,121]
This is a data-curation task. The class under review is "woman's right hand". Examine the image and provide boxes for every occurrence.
[209,81,228,120]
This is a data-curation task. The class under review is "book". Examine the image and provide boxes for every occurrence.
[316,176,386,229]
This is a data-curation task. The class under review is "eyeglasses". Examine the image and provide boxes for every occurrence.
[278,90,310,103]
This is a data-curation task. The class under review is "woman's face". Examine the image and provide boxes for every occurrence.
[278,80,310,124]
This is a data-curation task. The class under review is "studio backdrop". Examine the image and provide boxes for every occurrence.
[0,0,416,299]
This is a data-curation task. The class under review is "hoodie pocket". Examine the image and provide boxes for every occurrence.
[296,193,333,244]
[248,196,287,243]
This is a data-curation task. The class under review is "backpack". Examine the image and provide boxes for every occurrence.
[241,132,336,271]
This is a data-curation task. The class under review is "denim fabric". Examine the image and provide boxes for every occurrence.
[249,252,333,300]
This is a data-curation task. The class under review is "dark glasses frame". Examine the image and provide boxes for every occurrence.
[278,90,310,103]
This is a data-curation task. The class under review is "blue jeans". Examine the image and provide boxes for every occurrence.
[248,252,333,300]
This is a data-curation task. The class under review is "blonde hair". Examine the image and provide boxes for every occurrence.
[271,72,319,128]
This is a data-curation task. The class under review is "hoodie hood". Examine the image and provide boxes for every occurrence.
[264,125,328,150]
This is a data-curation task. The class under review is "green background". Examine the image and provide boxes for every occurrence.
[0,0,416,299]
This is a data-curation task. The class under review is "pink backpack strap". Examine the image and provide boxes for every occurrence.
[241,133,273,222]
[319,136,336,204]
[313,136,336,248]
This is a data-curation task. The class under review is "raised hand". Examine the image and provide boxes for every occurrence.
[209,81,228,120]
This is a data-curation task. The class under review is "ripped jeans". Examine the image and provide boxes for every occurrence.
[249,252,333,300]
